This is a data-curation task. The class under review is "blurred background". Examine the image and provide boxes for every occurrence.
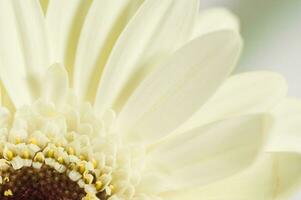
[201,0,301,98]
[201,1,301,199]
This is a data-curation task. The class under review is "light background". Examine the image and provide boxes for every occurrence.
[201,0,301,98]
[201,0,301,199]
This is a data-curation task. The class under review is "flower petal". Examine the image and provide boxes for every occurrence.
[266,98,301,153]
[141,114,268,193]
[73,0,144,102]
[0,0,49,107]
[46,0,91,77]
[94,0,199,115]
[162,153,301,200]
[43,64,69,106]
[0,83,14,111]
[193,7,240,38]
[176,71,288,133]
[116,30,242,144]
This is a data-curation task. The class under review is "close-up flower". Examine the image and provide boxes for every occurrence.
[0,0,300,200]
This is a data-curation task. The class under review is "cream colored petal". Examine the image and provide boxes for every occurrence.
[176,71,288,133]
[46,0,92,79]
[139,114,268,193]
[10,0,50,76]
[0,0,49,107]
[73,0,143,102]
[193,7,240,38]
[0,83,15,111]
[0,85,2,106]
[266,98,301,153]
[116,30,242,144]
[43,64,69,106]
[162,153,301,200]
[94,0,199,115]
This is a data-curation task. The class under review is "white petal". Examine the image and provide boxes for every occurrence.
[0,83,14,111]
[141,114,268,193]
[73,0,143,102]
[46,0,91,76]
[176,71,287,133]
[116,30,242,144]
[0,0,49,107]
[43,64,69,106]
[193,7,240,38]
[266,98,301,153]
[0,85,2,106]
[10,0,50,76]
[162,153,301,200]
[94,0,199,115]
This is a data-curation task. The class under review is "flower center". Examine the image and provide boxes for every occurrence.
[0,99,145,200]
[0,165,86,200]
[0,142,108,200]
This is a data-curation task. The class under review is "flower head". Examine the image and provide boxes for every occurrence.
[0,1,300,200]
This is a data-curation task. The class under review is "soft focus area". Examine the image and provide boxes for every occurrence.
[201,0,301,98]
[201,0,301,199]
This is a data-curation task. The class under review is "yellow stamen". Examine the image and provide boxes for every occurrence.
[79,155,86,161]
[28,138,38,145]
[34,152,45,163]
[5,150,14,161]
[21,151,30,159]
[83,173,93,184]
[69,163,77,170]
[3,176,9,183]
[57,156,64,164]
[47,149,55,158]
[78,162,86,174]
[4,189,13,197]
[95,180,102,191]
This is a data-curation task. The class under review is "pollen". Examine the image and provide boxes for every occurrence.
[28,137,38,145]
[95,181,103,191]
[57,156,65,164]
[3,176,9,183]
[4,189,13,197]
[4,150,14,161]
[21,150,30,159]
[47,149,55,158]
[34,152,45,163]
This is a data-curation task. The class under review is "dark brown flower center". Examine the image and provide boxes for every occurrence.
[0,165,87,200]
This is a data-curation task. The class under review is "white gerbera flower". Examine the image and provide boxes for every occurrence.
[0,1,299,200]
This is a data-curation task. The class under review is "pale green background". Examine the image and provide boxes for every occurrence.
[201,0,301,98]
